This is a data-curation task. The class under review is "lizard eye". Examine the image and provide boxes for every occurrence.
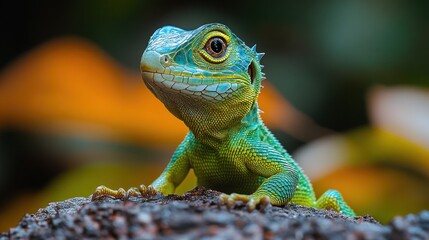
[199,31,231,63]
[205,37,227,58]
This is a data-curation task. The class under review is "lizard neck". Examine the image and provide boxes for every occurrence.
[185,101,262,149]
[154,83,258,149]
[240,101,262,131]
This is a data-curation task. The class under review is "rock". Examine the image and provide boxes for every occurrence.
[1,187,428,239]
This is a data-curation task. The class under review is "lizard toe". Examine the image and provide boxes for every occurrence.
[91,185,126,201]
[139,184,161,198]
[126,187,142,199]
[218,193,270,211]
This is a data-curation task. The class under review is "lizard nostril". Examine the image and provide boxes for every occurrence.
[159,54,171,67]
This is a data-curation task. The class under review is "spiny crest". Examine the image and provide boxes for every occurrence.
[251,44,257,53]
[251,44,266,82]
[251,44,265,62]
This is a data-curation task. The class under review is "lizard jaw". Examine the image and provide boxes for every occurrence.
[141,50,242,101]
[142,71,240,101]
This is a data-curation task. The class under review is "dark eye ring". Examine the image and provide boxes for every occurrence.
[205,37,227,58]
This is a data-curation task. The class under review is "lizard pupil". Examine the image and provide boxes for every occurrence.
[205,37,227,58]
[210,38,223,53]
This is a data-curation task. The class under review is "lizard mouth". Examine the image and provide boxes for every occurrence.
[141,71,241,101]
[140,50,248,101]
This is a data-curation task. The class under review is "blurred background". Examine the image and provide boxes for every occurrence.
[1,0,428,230]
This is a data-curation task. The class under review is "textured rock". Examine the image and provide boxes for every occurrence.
[2,187,428,239]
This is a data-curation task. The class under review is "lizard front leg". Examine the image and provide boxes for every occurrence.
[220,141,299,210]
[92,137,191,201]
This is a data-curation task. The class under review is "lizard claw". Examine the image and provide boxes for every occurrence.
[126,187,141,199]
[219,193,271,212]
[91,184,160,201]
[91,185,126,201]
[138,184,159,198]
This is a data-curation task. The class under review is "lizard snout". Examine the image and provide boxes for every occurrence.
[140,50,170,73]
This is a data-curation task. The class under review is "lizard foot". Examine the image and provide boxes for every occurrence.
[219,193,271,212]
[91,184,159,201]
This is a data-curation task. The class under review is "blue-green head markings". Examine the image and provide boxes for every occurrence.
[141,23,266,137]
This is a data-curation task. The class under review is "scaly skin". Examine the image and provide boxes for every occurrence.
[92,23,355,216]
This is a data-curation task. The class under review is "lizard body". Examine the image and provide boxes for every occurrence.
[93,23,355,216]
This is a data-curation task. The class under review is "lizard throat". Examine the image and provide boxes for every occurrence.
[142,71,257,147]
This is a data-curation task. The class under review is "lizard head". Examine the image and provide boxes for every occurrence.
[141,23,265,139]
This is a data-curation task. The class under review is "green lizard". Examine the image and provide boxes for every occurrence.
[92,23,355,216]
